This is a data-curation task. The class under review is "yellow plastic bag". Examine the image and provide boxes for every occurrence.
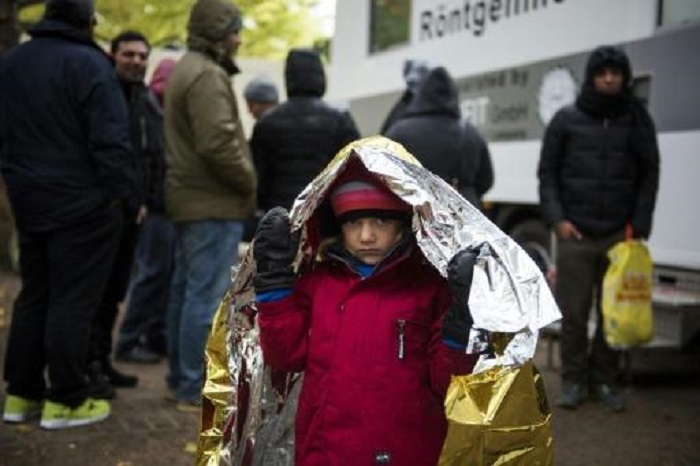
[602,240,654,348]
[438,361,554,466]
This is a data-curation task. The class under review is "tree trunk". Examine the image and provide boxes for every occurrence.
[0,0,20,54]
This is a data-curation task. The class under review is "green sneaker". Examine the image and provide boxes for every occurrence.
[3,395,43,423]
[40,398,110,430]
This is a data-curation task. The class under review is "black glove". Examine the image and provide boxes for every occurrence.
[253,207,300,293]
[442,248,478,348]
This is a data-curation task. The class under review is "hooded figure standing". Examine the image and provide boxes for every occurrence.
[385,66,494,207]
[538,46,660,411]
[164,0,256,409]
[251,48,360,212]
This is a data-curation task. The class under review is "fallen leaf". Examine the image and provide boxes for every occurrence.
[184,442,197,454]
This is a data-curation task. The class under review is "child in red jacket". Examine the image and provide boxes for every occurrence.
[253,164,478,466]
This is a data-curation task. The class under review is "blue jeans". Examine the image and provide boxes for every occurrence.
[117,213,175,355]
[166,220,243,403]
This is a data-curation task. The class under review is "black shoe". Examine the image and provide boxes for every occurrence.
[556,382,587,409]
[116,345,161,364]
[103,362,139,388]
[145,335,168,357]
[87,361,117,400]
[592,384,626,412]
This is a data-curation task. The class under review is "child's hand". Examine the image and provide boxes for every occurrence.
[253,207,300,292]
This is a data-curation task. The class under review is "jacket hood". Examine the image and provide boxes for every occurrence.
[583,45,632,88]
[285,48,326,98]
[404,66,460,119]
[150,58,177,105]
[186,0,242,71]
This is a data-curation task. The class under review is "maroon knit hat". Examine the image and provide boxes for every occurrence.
[330,178,410,222]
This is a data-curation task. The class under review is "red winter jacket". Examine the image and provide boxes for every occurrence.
[258,243,477,466]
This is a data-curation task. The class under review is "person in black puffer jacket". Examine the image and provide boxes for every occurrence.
[251,48,360,212]
[385,66,494,207]
[537,45,660,412]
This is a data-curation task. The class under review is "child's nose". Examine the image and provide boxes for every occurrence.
[360,224,375,242]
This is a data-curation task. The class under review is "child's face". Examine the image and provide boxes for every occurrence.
[340,217,404,265]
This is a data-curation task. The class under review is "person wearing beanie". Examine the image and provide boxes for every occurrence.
[538,45,660,412]
[1,0,137,428]
[243,75,279,120]
[250,48,360,213]
[44,0,95,29]
[164,0,256,411]
[251,159,478,465]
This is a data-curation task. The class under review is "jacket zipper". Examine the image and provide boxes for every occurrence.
[396,319,406,360]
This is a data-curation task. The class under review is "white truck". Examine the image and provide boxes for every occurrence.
[327,0,700,352]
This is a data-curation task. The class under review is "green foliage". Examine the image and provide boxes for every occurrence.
[370,0,411,53]
[18,0,325,59]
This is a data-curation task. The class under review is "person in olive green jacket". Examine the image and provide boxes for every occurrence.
[163,0,256,409]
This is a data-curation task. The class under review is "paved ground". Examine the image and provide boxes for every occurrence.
[1,271,699,466]
[0,273,199,466]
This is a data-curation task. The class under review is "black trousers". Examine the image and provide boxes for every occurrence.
[3,204,123,407]
[89,220,140,365]
[556,229,625,385]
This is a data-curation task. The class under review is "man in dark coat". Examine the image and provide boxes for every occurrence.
[538,45,660,412]
[87,31,172,377]
[87,31,164,395]
[114,45,174,366]
[385,66,494,207]
[251,48,360,212]
[0,0,137,428]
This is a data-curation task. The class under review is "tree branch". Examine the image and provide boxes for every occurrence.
[17,0,43,9]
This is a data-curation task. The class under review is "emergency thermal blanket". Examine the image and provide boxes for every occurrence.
[196,136,561,466]
[438,361,553,466]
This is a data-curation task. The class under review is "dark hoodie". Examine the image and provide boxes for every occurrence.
[0,17,137,232]
[538,46,660,238]
[385,67,493,206]
[576,45,633,118]
[250,48,360,211]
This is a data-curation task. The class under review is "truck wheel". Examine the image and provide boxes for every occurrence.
[509,219,552,274]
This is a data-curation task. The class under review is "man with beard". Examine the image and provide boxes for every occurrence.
[538,46,660,412]
[87,31,169,396]
[109,33,174,367]
[164,0,256,410]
